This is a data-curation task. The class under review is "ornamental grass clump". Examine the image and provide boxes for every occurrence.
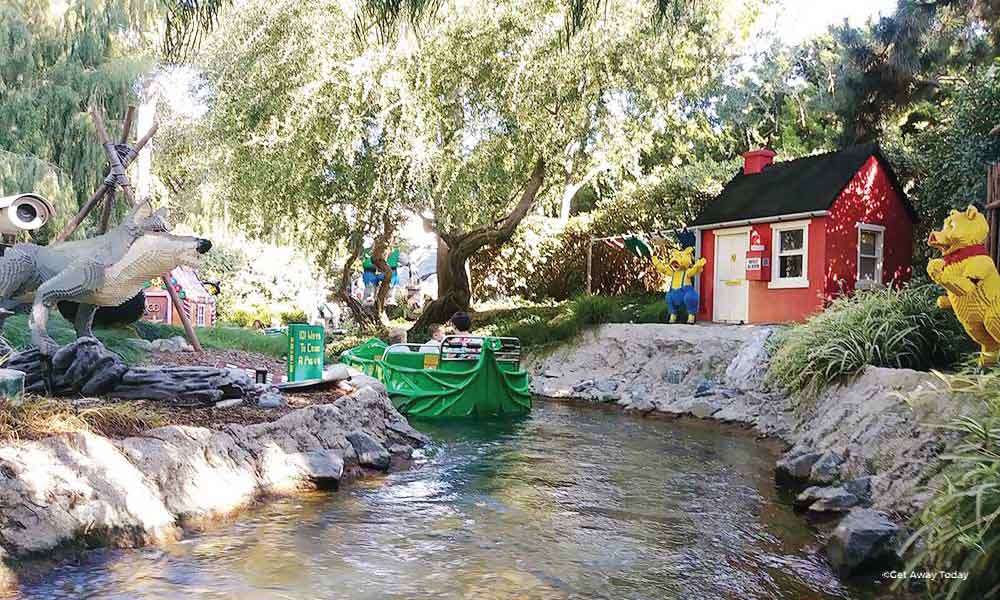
[766,284,972,395]
[900,371,1000,599]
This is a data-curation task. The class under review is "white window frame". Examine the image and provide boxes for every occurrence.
[196,303,206,326]
[856,223,885,289]
[769,219,810,289]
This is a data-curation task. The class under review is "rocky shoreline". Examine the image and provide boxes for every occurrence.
[528,323,975,576]
[0,377,427,590]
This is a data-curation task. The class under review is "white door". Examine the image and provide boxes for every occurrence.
[713,231,748,323]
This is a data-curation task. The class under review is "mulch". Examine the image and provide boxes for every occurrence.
[131,348,350,430]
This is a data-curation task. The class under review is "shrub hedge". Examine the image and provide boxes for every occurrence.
[766,284,973,395]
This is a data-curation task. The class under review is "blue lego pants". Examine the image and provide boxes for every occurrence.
[665,285,699,322]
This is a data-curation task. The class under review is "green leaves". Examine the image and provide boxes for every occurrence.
[766,284,975,397]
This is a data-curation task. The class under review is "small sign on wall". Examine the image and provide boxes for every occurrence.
[287,324,325,382]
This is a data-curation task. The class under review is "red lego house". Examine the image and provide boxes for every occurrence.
[690,143,916,324]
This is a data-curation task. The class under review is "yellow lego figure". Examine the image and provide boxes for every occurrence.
[652,247,707,324]
[927,205,1000,366]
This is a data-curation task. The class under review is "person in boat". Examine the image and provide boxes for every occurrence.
[419,323,445,352]
[445,312,480,358]
[387,327,411,351]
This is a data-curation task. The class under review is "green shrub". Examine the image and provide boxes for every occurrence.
[569,294,617,325]
[766,284,973,395]
[901,371,1000,599]
[280,309,308,324]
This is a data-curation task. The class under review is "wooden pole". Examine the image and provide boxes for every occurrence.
[97,107,136,235]
[55,120,157,242]
[586,237,593,295]
[91,108,204,353]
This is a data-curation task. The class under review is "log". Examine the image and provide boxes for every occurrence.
[5,338,255,403]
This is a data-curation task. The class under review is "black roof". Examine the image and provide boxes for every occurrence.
[690,143,917,227]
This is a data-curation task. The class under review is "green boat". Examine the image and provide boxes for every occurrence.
[339,335,532,418]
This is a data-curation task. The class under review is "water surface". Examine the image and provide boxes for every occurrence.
[16,402,894,599]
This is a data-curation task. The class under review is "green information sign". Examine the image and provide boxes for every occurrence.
[287,324,325,382]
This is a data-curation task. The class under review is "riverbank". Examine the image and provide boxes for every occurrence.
[0,379,428,590]
[527,323,976,574]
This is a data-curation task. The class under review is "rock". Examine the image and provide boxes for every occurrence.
[573,379,595,392]
[724,328,773,390]
[214,398,243,409]
[625,396,655,413]
[126,338,154,352]
[322,364,350,382]
[257,390,286,408]
[388,444,414,460]
[775,452,822,481]
[796,485,861,512]
[662,366,688,384]
[0,386,417,557]
[825,508,902,574]
[694,379,714,397]
[595,379,618,393]
[810,451,844,484]
[171,336,194,352]
[843,476,873,500]
[689,399,720,419]
[346,431,391,470]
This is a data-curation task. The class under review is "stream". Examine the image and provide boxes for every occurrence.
[15,401,895,599]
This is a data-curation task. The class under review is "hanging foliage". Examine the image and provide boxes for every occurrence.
[0,1,153,235]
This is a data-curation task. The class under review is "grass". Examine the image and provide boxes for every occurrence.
[134,321,289,357]
[475,293,668,349]
[900,370,1000,599]
[766,284,973,396]
[0,396,169,443]
[2,313,149,364]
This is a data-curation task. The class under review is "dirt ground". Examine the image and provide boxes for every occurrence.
[139,348,351,429]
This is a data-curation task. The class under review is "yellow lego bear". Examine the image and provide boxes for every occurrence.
[652,247,707,324]
[927,205,1000,366]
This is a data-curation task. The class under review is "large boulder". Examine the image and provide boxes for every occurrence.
[346,431,391,470]
[0,385,421,557]
[795,485,861,513]
[723,328,773,390]
[824,508,903,574]
[775,452,822,481]
[809,451,844,484]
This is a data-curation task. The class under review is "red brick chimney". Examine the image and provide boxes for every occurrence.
[743,148,777,175]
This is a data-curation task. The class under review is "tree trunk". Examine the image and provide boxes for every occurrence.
[558,162,609,224]
[413,158,546,334]
[370,215,397,325]
[336,235,380,331]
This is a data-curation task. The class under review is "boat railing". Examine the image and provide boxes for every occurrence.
[381,343,435,360]
[440,336,521,362]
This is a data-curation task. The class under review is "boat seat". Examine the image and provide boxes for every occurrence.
[383,350,428,370]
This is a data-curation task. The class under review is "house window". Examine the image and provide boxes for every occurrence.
[196,304,206,326]
[769,220,810,289]
[857,223,885,288]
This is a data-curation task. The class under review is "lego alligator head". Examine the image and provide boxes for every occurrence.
[667,246,696,271]
[928,205,989,256]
